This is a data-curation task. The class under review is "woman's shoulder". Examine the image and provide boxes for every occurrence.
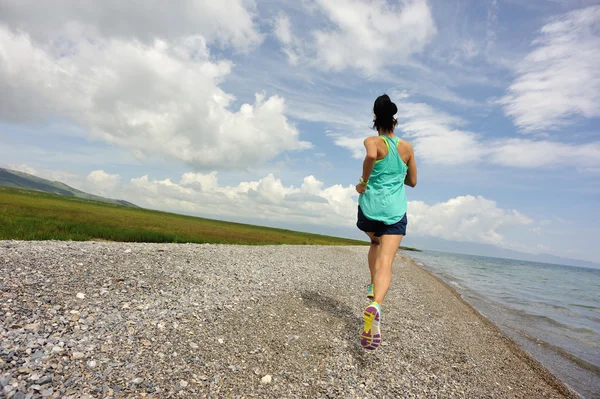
[364,135,382,142]
[396,138,413,150]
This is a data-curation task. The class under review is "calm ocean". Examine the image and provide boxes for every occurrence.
[407,251,600,399]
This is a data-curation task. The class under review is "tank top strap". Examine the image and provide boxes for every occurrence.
[380,136,391,152]
[382,136,401,156]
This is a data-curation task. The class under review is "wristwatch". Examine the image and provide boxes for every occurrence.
[359,176,368,186]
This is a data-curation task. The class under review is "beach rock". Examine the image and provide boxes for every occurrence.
[36,375,52,385]
[261,375,272,384]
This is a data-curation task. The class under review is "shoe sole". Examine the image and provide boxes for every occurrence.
[360,305,381,350]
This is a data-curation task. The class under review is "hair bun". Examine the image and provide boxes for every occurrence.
[373,94,397,131]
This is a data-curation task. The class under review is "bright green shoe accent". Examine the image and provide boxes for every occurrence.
[367,284,374,299]
[372,301,381,314]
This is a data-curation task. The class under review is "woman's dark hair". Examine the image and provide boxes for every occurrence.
[373,94,398,132]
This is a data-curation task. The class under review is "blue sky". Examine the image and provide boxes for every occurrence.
[0,0,599,263]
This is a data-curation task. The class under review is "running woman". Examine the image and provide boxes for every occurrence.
[356,94,417,350]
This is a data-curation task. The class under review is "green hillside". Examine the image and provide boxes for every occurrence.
[0,168,136,207]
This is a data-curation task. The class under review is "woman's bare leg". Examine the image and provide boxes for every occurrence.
[365,232,380,284]
[372,234,403,305]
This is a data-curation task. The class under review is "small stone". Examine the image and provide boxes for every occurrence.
[179,380,188,388]
[24,323,40,332]
[261,375,272,384]
[17,367,31,374]
[189,343,199,349]
[218,339,224,344]
[76,292,85,299]
[122,303,130,310]
[72,352,85,359]
[35,375,52,385]
[131,377,143,385]
[30,385,42,391]
[88,360,97,368]
[51,346,63,354]
[13,392,26,399]
[41,389,53,397]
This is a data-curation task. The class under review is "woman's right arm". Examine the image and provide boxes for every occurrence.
[404,142,417,188]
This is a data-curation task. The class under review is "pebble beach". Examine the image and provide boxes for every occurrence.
[1,241,578,398]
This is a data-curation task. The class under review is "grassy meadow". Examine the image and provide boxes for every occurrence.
[0,187,369,245]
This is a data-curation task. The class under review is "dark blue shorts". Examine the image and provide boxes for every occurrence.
[357,206,407,237]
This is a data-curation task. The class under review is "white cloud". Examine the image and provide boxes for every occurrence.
[273,13,302,65]
[129,172,358,227]
[500,5,600,132]
[124,172,537,249]
[332,99,600,170]
[86,170,120,195]
[488,139,600,169]
[0,27,310,169]
[408,195,533,246]
[274,0,437,74]
[7,164,37,175]
[395,102,484,165]
[0,0,262,51]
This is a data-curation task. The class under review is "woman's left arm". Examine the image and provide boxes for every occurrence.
[356,138,378,194]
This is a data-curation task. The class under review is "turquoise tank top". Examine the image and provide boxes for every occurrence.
[358,136,408,225]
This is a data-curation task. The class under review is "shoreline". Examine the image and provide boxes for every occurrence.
[401,252,579,399]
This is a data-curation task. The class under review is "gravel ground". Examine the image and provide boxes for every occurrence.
[0,241,577,398]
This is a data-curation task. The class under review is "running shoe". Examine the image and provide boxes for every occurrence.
[360,302,381,350]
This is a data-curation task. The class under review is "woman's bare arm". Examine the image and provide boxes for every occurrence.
[404,142,417,188]
[362,137,378,182]
[356,137,378,194]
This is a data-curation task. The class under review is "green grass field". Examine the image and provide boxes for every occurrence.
[0,187,370,245]
[0,187,421,250]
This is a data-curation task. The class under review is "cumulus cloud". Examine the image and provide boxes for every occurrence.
[0,0,262,51]
[130,172,358,227]
[408,195,532,246]
[86,170,120,195]
[500,5,600,132]
[273,0,436,74]
[126,173,537,249]
[0,27,310,169]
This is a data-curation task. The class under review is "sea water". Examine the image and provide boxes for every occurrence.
[407,251,600,398]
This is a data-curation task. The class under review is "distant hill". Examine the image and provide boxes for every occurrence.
[0,168,137,207]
